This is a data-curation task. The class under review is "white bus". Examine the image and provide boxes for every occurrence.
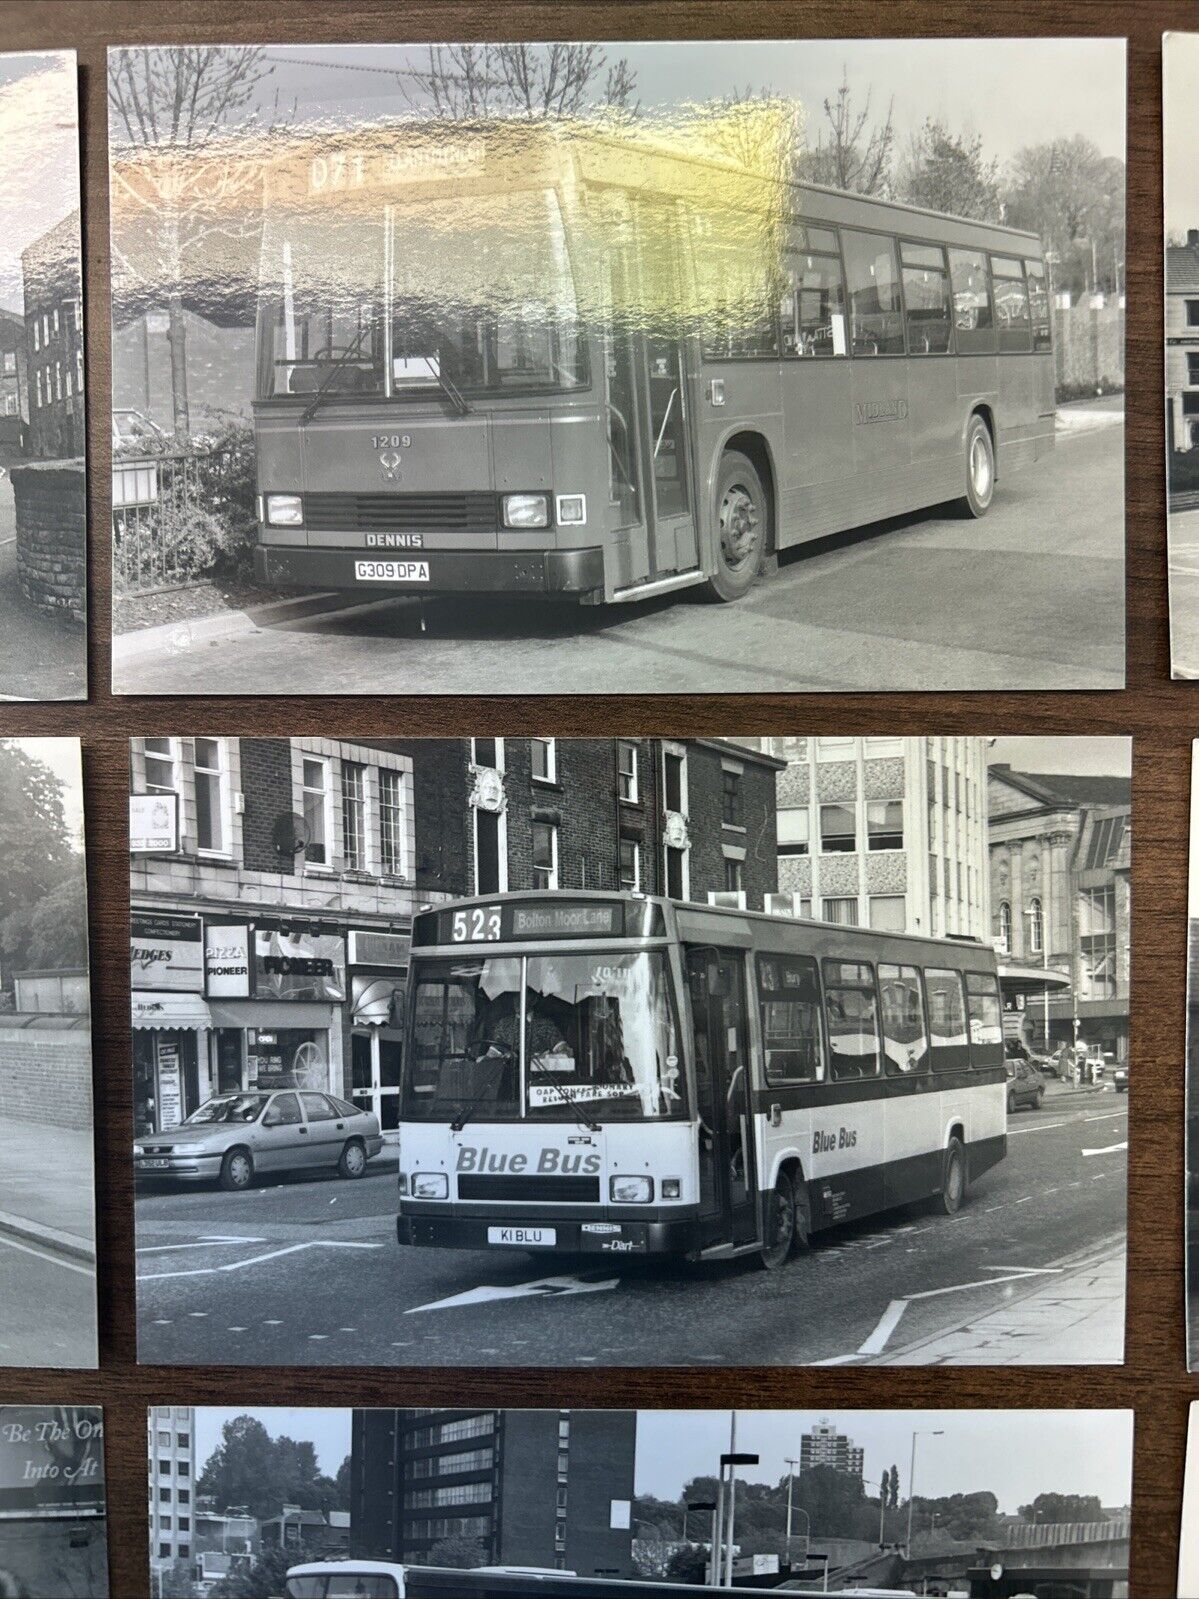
[396,893,1007,1268]
[283,1565,918,1599]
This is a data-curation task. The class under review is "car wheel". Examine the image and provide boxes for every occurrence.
[704,450,768,601]
[338,1139,367,1179]
[935,1137,968,1216]
[962,413,995,517]
[758,1170,796,1270]
[219,1148,254,1192]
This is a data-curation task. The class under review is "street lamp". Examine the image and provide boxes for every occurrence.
[711,1413,759,1588]
[905,1430,944,1558]
[784,1457,809,1564]
[684,1499,717,1546]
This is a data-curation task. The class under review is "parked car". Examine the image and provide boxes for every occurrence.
[133,1090,383,1190]
[1005,1036,1056,1077]
[1005,1057,1045,1112]
[1113,1060,1129,1093]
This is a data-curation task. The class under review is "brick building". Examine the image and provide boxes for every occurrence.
[21,209,84,460]
[350,1409,636,1576]
[0,305,26,448]
[1168,230,1199,462]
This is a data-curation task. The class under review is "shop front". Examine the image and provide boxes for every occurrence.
[130,911,209,1133]
[348,928,410,1131]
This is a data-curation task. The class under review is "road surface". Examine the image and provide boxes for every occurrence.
[134,1095,1127,1367]
[115,416,1124,695]
[0,1230,97,1368]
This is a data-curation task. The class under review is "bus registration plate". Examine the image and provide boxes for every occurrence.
[354,560,430,583]
[487,1225,556,1248]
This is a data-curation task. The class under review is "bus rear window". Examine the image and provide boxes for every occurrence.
[948,248,996,354]
[991,256,1033,353]
[757,954,825,1083]
[1025,259,1052,350]
[926,968,969,1070]
[822,960,880,1079]
[842,229,904,355]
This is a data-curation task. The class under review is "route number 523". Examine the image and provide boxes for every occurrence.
[452,907,502,942]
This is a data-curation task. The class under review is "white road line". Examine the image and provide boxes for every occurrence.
[1082,1142,1128,1158]
[406,1274,620,1314]
[857,1299,908,1355]
[0,1234,93,1276]
[136,1236,266,1254]
[1007,1120,1071,1136]
[138,1239,382,1282]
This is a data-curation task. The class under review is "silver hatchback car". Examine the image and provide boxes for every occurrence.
[134,1090,383,1190]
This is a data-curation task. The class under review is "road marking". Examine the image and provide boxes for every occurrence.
[1082,1142,1128,1158]
[406,1274,620,1314]
[852,1266,1065,1358]
[1007,1120,1071,1136]
[138,1239,382,1282]
[0,1234,93,1276]
[857,1298,908,1355]
[136,1235,266,1254]
[1084,1112,1127,1123]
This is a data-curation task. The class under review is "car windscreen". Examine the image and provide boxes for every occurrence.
[184,1095,264,1125]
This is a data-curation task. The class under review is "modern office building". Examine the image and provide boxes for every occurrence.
[798,1420,865,1483]
[147,1405,195,1576]
[350,1409,637,1576]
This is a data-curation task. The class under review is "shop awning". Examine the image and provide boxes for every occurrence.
[997,961,1072,996]
[131,992,213,1030]
[207,1001,333,1030]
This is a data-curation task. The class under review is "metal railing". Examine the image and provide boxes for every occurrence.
[112,443,241,595]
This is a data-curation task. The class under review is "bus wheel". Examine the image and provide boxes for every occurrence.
[936,1136,968,1216]
[793,1181,812,1255]
[962,414,995,517]
[706,450,767,601]
[758,1170,796,1270]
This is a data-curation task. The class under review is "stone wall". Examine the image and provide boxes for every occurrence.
[10,456,86,623]
[0,1029,93,1131]
[1053,303,1125,394]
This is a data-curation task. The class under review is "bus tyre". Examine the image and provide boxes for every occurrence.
[962,414,995,517]
[758,1170,796,1270]
[219,1148,254,1192]
[338,1140,367,1179]
[706,451,767,601]
[793,1181,812,1255]
[936,1137,968,1216]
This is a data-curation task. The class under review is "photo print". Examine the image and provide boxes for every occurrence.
[0,53,86,700]
[0,1406,107,1599]
[0,739,95,1369]
[1164,33,1199,677]
[129,735,1128,1369]
[107,39,1125,696]
[148,1405,1133,1599]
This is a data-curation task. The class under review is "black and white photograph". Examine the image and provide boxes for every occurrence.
[1179,1401,1199,1598]
[0,739,96,1369]
[1164,32,1199,678]
[1184,743,1199,1369]
[147,1404,1133,1599]
[129,734,1129,1369]
[0,52,86,701]
[107,39,1126,697]
[0,1406,107,1598]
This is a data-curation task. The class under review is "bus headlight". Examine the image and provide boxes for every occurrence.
[610,1175,653,1204]
[661,1178,681,1200]
[265,492,303,526]
[502,492,549,529]
[412,1172,449,1199]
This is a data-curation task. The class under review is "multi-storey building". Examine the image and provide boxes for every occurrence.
[798,1420,865,1483]
[0,305,26,448]
[147,1405,195,1578]
[129,738,780,1133]
[988,765,1132,1059]
[21,209,84,460]
[350,1409,636,1576]
[751,737,990,939]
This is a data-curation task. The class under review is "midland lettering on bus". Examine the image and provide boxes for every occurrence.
[395,892,1007,1269]
[252,119,1054,608]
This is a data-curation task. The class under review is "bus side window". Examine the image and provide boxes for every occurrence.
[878,963,929,1075]
[948,248,997,354]
[1025,259,1053,350]
[899,241,952,355]
[991,255,1033,352]
[925,968,969,1071]
[821,959,881,1080]
[841,229,905,356]
[756,954,825,1084]
[965,971,1004,1062]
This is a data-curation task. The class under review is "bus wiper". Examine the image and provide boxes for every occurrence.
[300,322,374,425]
[448,1042,515,1133]
[421,355,471,417]
[526,1053,601,1135]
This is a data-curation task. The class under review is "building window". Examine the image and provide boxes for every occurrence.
[143,736,178,797]
[820,803,856,853]
[341,761,367,871]
[724,856,744,894]
[533,820,558,889]
[531,737,557,783]
[76,347,83,392]
[1085,814,1126,869]
[1189,352,1199,385]
[778,808,810,857]
[52,307,59,335]
[301,755,331,866]
[2,352,13,374]
[32,320,39,353]
[1188,299,1199,327]
[721,768,743,826]
[193,736,228,855]
[34,368,41,407]
[868,894,906,933]
[822,896,859,927]
[617,740,639,802]
[619,836,640,891]
[1079,885,1118,999]
[866,799,903,850]
[1028,896,1044,955]
[54,361,61,400]
[379,768,405,875]
[998,900,1012,954]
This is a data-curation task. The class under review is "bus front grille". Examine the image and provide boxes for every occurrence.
[457,1173,601,1204]
[305,491,499,532]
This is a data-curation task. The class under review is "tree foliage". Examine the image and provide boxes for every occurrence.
[798,73,894,195]
[1018,1492,1106,1526]
[0,742,86,986]
[897,119,1002,221]
[425,1535,488,1569]
[196,1415,347,1524]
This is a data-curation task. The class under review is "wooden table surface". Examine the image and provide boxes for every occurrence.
[0,3,1183,1594]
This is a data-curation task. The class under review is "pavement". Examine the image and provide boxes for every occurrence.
[0,467,86,702]
[113,404,1125,695]
[133,1094,1127,1368]
[1170,503,1199,676]
[0,1116,97,1369]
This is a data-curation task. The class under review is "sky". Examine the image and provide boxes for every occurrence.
[125,40,1126,167]
[1165,33,1199,234]
[6,737,84,848]
[194,1408,352,1479]
[0,52,79,311]
[988,736,1132,778]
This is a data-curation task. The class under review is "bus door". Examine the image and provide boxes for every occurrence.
[634,204,700,580]
[685,948,758,1249]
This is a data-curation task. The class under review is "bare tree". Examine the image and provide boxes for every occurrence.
[798,72,894,195]
[108,47,276,440]
[407,42,637,120]
[701,85,805,183]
